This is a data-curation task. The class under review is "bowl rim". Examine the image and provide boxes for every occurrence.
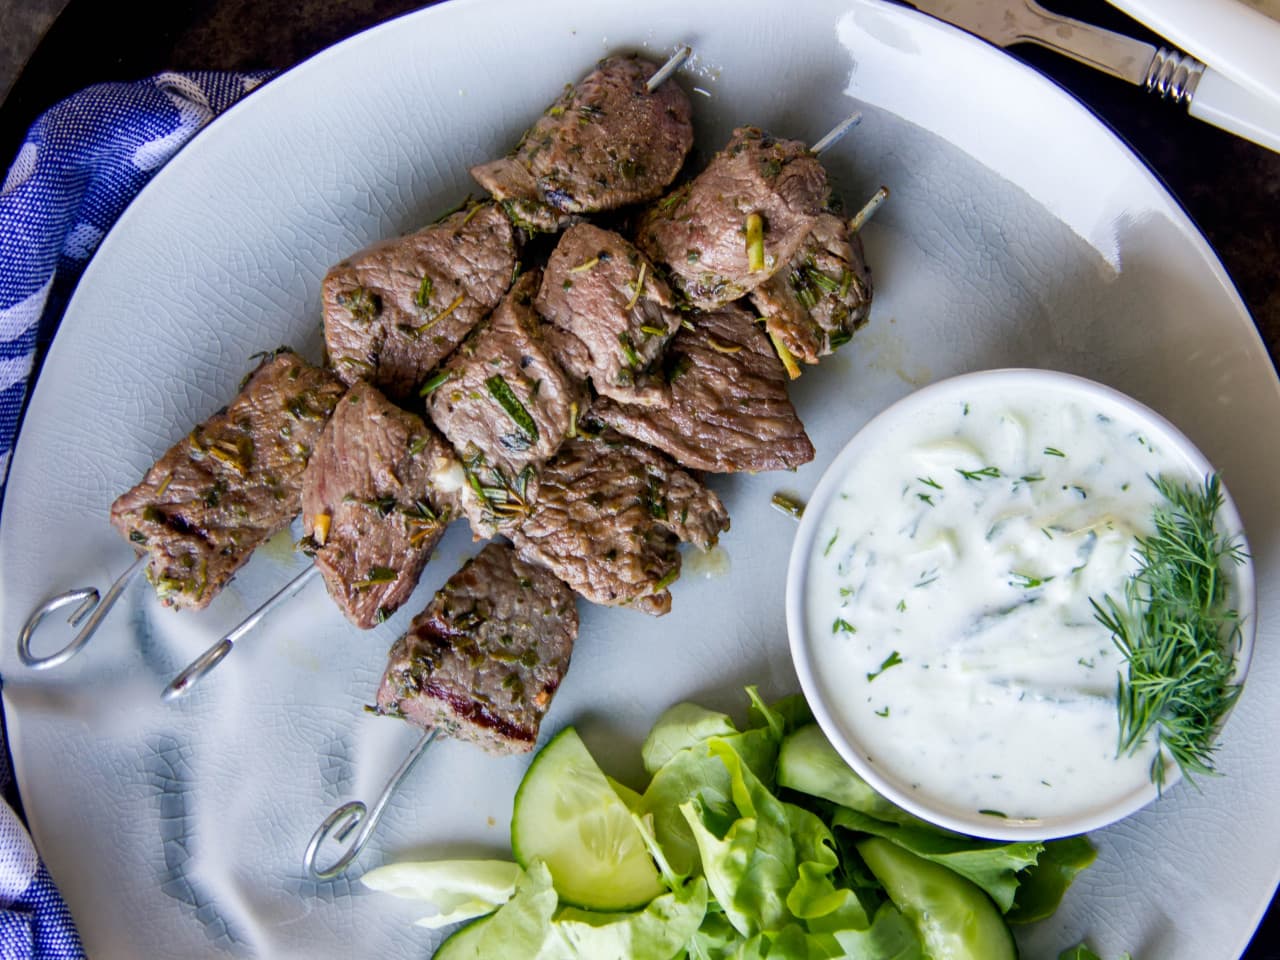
[785,367,1257,841]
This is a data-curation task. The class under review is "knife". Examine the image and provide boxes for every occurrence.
[898,0,1280,153]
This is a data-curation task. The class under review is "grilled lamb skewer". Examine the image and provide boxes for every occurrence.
[323,201,517,401]
[748,209,875,374]
[501,430,730,616]
[110,349,345,611]
[374,542,577,753]
[298,381,462,629]
[471,54,694,233]
[535,223,683,406]
[588,302,815,473]
[425,269,585,536]
[636,126,831,310]
[307,541,578,877]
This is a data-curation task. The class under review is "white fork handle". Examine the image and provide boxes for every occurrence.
[1189,67,1280,152]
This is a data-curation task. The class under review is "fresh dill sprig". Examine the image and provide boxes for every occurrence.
[1090,474,1247,791]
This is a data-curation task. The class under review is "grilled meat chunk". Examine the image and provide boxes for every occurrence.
[637,126,829,309]
[375,543,577,754]
[589,303,815,473]
[455,455,540,542]
[536,224,682,406]
[323,202,516,400]
[426,270,583,479]
[110,350,345,610]
[299,381,461,629]
[507,432,730,616]
[471,55,693,232]
[750,212,873,367]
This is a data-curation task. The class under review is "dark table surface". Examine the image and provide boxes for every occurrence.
[1,0,1277,956]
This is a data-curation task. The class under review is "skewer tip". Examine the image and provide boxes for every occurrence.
[646,45,693,92]
[810,111,864,156]
[849,185,890,233]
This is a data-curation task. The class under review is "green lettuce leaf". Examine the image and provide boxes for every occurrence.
[544,877,709,959]
[642,703,740,775]
[1008,835,1097,924]
[358,858,521,929]
[680,739,799,935]
[744,687,813,742]
[784,803,859,922]
[727,924,844,960]
[810,901,925,960]
[832,808,1041,912]
[638,729,778,878]
[433,859,557,957]
[688,909,739,959]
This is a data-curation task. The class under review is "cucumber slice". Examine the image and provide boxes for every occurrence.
[778,724,921,826]
[432,915,491,960]
[511,727,663,911]
[857,837,1017,960]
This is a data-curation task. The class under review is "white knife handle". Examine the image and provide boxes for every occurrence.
[1189,67,1280,153]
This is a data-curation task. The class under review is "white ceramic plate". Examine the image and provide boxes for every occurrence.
[1,1,1277,957]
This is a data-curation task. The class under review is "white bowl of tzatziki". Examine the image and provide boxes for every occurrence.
[787,369,1254,840]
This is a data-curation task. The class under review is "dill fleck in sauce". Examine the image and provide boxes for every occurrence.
[806,380,1199,821]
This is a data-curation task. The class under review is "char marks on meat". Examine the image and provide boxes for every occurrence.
[590,303,815,473]
[637,126,829,309]
[750,212,873,366]
[110,350,345,610]
[299,381,461,629]
[507,431,730,616]
[426,269,582,485]
[471,56,693,231]
[375,542,577,754]
[323,202,516,400]
[536,224,682,406]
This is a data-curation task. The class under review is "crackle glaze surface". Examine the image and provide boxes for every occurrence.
[0,1,1277,957]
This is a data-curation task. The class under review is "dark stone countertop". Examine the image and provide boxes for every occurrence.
[0,1,1276,956]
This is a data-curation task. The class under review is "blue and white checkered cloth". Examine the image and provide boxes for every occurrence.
[0,70,268,959]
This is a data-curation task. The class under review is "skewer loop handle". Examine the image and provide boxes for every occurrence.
[17,553,148,670]
[304,727,439,880]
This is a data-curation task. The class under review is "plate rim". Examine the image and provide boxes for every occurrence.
[1,0,1277,954]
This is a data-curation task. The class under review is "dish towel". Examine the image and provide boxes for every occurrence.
[0,69,268,959]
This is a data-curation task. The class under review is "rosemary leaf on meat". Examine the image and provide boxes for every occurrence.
[337,287,381,322]
[745,213,765,273]
[617,332,643,371]
[624,262,648,310]
[352,565,398,590]
[345,494,397,517]
[1090,474,1247,790]
[768,330,801,380]
[415,275,434,310]
[485,375,539,444]
[415,292,466,334]
[418,370,452,397]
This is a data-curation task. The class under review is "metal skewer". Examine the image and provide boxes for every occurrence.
[810,111,864,155]
[849,186,890,233]
[163,562,320,702]
[304,727,439,880]
[646,45,693,92]
[18,553,148,670]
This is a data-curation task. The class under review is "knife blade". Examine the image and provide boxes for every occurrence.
[899,0,1280,152]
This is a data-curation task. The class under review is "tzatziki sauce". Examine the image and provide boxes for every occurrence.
[801,375,1198,824]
